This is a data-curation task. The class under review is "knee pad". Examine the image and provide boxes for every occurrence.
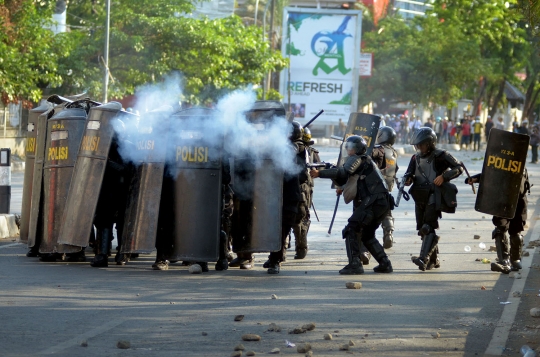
[420,224,432,236]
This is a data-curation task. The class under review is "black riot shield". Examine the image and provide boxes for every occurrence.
[27,96,74,248]
[231,101,285,254]
[168,108,223,262]
[57,102,123,250]
[339,112,381,163]
[19,102,52,243]
[40,100,99,253]
[120,107,172,254]
[475,128,530,218]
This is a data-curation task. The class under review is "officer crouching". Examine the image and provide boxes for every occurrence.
[310,136,394,274]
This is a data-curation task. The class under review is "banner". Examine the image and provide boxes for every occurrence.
[280,9,362,126]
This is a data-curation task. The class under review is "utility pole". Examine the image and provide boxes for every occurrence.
[102,0,111,103]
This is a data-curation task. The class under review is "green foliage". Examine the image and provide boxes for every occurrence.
[0,1,68,104]
[57,1,287,103]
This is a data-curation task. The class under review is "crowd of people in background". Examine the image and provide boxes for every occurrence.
[376,113,540,163]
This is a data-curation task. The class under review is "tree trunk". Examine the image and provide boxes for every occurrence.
[489,79,506,119]
[473,77,487,117]
[523,76,537,120]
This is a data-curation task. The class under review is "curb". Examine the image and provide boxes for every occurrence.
[0,214,19,238]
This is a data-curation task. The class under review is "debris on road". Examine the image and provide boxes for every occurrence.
[271,294,278,300]
[234,344,245,351]
[80,340,88,347]
[339,344,350,351]
[324,333,332,340]
[302,323,316,331]
[242,334,261,341]
[269,348,280,354]
[268,323,281,332]
[189,264,202,274]
[474,235,481,239]
[346,282,362,289]
[235,315,245,322]
[530,308,540,317]
[116,340,131,349]
[297,343,311,353]
[231,351,242,357]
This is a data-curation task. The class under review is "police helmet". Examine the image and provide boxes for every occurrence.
[376,126,397,145]
[410,127,437,146]
[291,121,303,141]
[302,127,312,142]
[345,135,367,155]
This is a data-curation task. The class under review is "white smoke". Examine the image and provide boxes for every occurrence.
[113,74,302,193]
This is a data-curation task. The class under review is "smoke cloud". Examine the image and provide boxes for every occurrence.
[112,74,302,193]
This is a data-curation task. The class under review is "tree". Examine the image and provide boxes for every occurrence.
[57,0,287,103]
[358,15,483,111]
[0,1,70,105]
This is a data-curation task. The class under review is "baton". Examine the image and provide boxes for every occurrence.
[311,201,320,222]
[304,110,324,128]
[328,193,341,234]
[460,162,476,194]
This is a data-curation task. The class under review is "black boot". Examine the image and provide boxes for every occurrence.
[152,257,169,270]
[413,233,439,271]
[196,262,209,272]
[509,233,524,271]
[91,227,112,268]
[26,246,40,257]
[65,249,86,262]
[215,231,230,271]
[115,252,131,265]
[39,253,62,262]
[294,248,308,260]
[492,228,511,274]
[364,238,393,273]
[267,261,280,274]
[339,256,364,274]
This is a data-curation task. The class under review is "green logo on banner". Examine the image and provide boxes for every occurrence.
[311,16,352,76]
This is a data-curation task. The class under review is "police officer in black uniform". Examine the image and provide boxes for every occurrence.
[215,162,235,271]
[91,137,132,267]
[311,135,394,275]
[405,127,463,271]
[264,121,304,274]
[466,169,530,274]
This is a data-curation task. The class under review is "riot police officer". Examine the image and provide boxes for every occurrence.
[466,169,530,274]
[405,127,463,271]
[264,121,304,274]
[291,123,314,259]
[372,126,399,248]
[311,135,394,275]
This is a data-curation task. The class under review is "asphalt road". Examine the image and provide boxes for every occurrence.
[1,146,539,356]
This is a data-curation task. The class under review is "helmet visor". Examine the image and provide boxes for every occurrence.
[345,141,357,151]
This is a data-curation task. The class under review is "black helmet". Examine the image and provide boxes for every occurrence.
[410,127,437,146]
[345,135,367,155]
[376,126,397,145]
[291,121,303,141]
[302,127,312,142]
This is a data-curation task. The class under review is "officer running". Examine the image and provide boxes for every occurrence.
[404,127,463,271]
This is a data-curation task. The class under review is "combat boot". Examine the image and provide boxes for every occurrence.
[510,233,524,271]
[26,246,40,257]
[115,252,131,265]
[363,238,393,273]
[91,227,112,268]
[215,259,229,271]
[65,250,86,262]
[196,262,209,272]
[152,258,169,271]
[383,229,394,249]
[491,260,511,274]
[294,248,308,260]
[267,261,280,274]
[40,253,62,262]
[339,257,364,275]
[381,215,394,249]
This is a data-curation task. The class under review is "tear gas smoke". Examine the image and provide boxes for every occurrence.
[112,75,301,192]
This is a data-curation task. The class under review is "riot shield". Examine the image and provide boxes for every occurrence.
[57,102,124,250]
[475,128,529,218]
[168,108,223,262]
[120,107,172,254]
[19,102,52,243]
[339,112,381,163]
[27,96,73,248]
[40,100,99,253]
[231,101,285,254]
